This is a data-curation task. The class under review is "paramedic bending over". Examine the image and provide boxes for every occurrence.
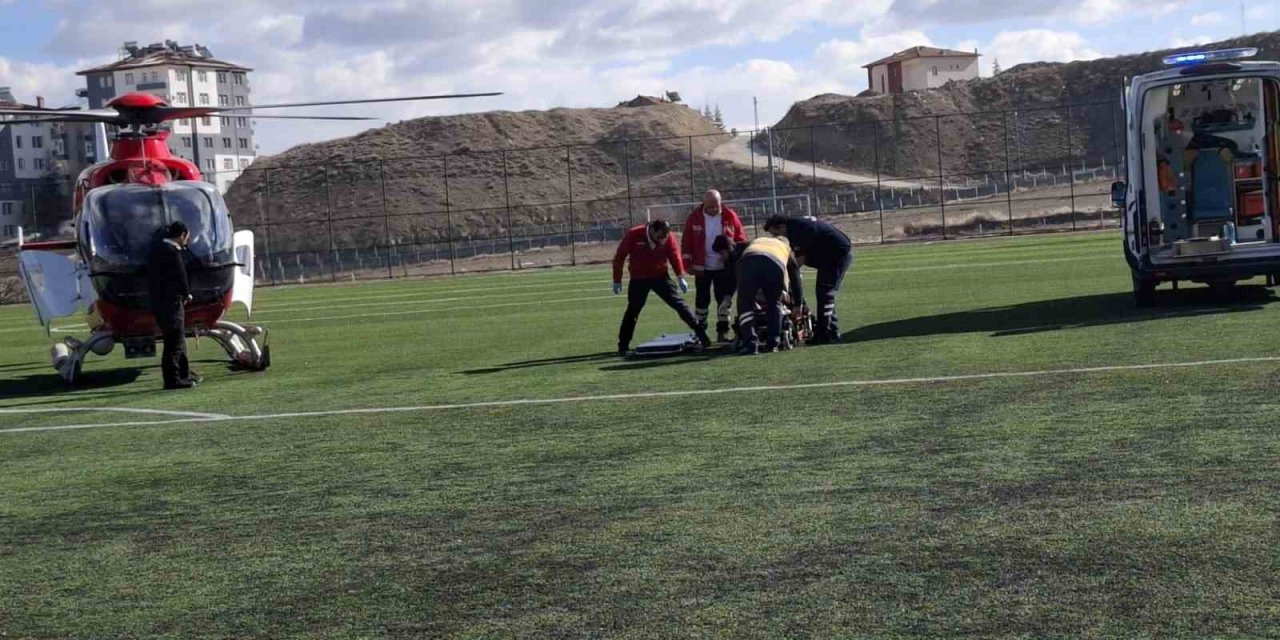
[612,219,712,356]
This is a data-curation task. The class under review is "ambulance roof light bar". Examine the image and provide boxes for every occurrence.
[1163,48,1258,67]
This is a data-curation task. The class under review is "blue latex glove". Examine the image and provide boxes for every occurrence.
[678,278,689,294]
[612,282,623,295]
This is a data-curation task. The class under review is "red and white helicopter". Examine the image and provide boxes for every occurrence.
[3,90,499,384]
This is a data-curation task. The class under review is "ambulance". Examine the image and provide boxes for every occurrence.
[1113,48,1280,305]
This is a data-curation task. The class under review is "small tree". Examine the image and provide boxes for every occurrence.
[713,104,725,130]
[991,58,1002,76]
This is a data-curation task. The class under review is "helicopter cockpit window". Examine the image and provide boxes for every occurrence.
[84,181,234,270]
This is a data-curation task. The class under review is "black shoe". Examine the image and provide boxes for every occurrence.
[695,331,713,348]
[715,322,731,343]
[164,379,196,390]
[737,342,759,356]
[618,345,630,357]
[189,372,203,384]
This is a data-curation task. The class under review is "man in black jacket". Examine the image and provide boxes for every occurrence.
[148,221,197,390]
[763,215,853,343]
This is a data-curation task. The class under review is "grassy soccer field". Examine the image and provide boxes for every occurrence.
[4,231,1280,638]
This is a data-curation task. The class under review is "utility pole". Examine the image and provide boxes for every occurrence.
[754,96,778,214]
[187,63,201,177]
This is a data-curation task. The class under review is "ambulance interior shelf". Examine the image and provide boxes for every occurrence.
[1148,77,1273,249]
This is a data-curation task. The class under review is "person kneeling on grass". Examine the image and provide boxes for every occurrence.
[735,231,805,355]
[612,219,712,356]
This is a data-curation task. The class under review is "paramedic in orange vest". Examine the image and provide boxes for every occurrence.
[613,219,712,356]
[681,189,748,342]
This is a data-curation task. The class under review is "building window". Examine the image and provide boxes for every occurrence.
[205,159,215,171]
[176,91,187,104]
[3,225,14,236]
[235,95,246,106]
[217,71,228,83]
[220,116,231,127]
[84,140,94,157]
[238,117,248,128]
[203,136,213,147]
[31,136,42,149]
[199,93,209,105]
[1,203,11,216]
[198,70,208,82]
[182,137,192,148]
[238,138,248,149]
[240,158,250,169]
[932,66,938,75]
[218,94,229,106]
[201,116,212,127]
[33,158,44,171]
[178,118,189,127]
[233,73,245,85]
[106,75,114,88]
[223,158,234,170]
[14,136,21,149]
[222,137,232,148]
[176,70,186,82]
[17,158,25,170]
[124,72,134,85]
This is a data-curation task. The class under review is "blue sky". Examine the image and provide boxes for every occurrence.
[1,0,1276,154]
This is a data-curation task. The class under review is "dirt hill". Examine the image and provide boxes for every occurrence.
[224,103,819,254]
[772,31,1280,178]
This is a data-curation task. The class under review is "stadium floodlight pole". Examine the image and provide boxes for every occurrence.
[755,96,778,214]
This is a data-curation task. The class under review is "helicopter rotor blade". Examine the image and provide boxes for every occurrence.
[235,115,379,121]
[0,107,120,119]
[206,92,504,112]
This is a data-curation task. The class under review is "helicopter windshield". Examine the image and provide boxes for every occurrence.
[84,181,234,270]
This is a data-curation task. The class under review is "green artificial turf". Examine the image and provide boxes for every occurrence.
[3,230,1280,638]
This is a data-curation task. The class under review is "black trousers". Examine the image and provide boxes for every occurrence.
[814,251,854,337]
[155,302,190,386]
[618,278,701,348]
[694,268,735,329]
[736,256,784,348]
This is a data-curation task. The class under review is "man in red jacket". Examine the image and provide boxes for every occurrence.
[681,189,748,342]
[613,218,711,356]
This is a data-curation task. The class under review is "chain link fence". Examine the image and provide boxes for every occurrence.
[1,99,1124,294]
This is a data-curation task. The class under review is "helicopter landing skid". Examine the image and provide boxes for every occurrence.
[201,320,271,372]
[49,321,270,386]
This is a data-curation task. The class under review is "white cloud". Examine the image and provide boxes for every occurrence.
[971,29,1105,75]
[1169,35,1214,48]
[1189,12,1225,26]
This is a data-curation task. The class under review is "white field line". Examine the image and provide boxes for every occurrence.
[259,255,1115,317]
[268,295,619,324]
[4,356,1278,435]
[0,407,230,421]
[258,280,606,313]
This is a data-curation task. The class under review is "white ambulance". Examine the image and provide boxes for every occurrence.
[1113,48,1280,305]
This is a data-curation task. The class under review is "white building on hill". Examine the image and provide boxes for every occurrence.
[864,47,981,95]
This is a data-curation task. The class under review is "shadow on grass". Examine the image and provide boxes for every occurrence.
[0,368,145,403]
[847,287,1278,343]
[461,351,620,375]
[598,347,736,371]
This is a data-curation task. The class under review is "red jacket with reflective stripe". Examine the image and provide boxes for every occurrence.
[613,225,686,282]
[680,206,747,271]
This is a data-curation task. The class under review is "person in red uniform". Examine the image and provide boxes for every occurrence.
[681,189,748,342]
[613,218,711,356]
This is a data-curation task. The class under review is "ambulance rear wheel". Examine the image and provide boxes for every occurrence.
[1133,273,1156,307]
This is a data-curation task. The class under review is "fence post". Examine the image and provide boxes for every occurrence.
[935,115,946,240]
[873,122,884,244]
[1003,111,1014,236]
[749,129,757,193]
[323,167,336,282]
[1066,105,1077,231]
[567,148,576,266]
[1110,100,1123,228]
[503,150,515,270]
[443,154,456,275]
[264,169,275,285]
[809,126,818,213]
[379,160,393,279]
[624,141,633,227]
[687,136,695,198]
